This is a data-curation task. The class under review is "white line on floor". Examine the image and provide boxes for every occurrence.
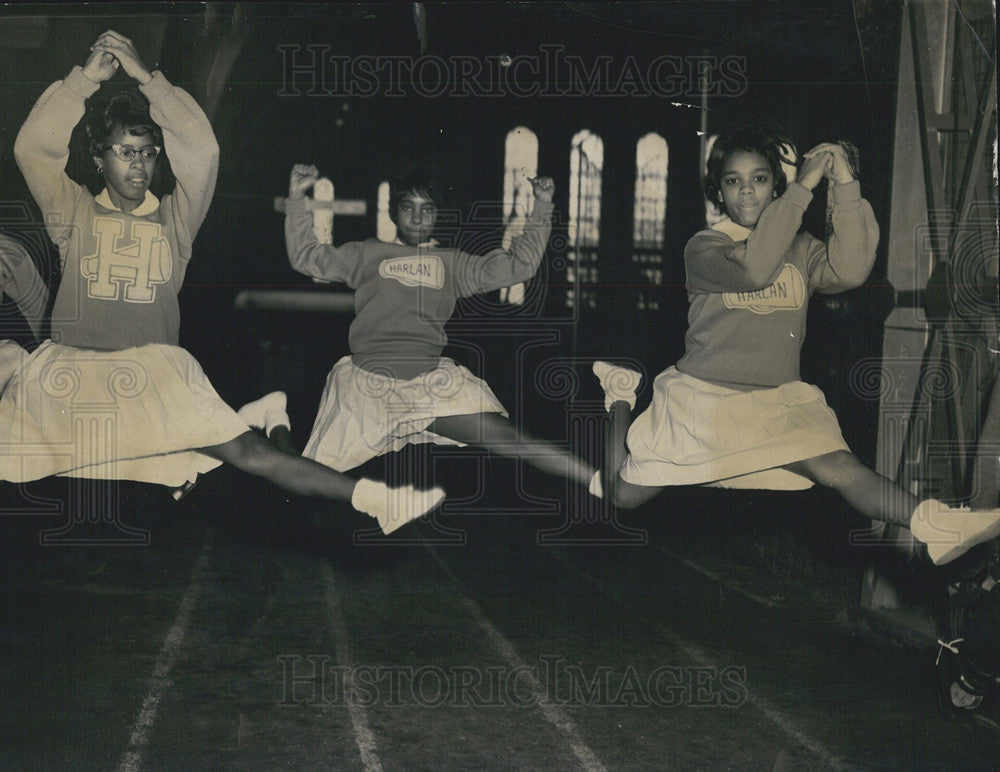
[658,626,854,771]
[547,546,855,772]
[117,532,213,772]
[657,544,780,608]
[320,561,383,772]
[424,544,608,772]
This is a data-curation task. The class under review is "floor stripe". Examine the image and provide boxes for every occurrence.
[545,545,855,772]
[657,544,780,608]
[320,561,384,772]
[658,626,854,772]
[424,545,607,772]
[117,532,213,772]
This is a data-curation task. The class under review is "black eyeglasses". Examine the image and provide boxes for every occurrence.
[103,144,161,163]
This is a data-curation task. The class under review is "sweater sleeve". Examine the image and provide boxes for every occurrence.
[284,196,366,287]
[13,67,98,248]
[0,235,49,341]
[140,72,220,259]
[805,180,880,293]
[684,183,814,293]
[452,200,554,297]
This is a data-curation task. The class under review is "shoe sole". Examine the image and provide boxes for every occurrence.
[932,517,1000,565]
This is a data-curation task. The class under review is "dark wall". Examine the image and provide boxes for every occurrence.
[0,2,902,460]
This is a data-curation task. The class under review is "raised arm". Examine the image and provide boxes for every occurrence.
[284,164,366,286]
[13,68,99,247]
[453,176,555,297]
[685,149,832,293]
[13,31,220,254]
[684,183,812,292]
[807,181,879,292]
[94,30,221,246]
[804,144,879,292]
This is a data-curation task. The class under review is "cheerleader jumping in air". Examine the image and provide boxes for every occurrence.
[281,162,596,500]
[3,30,443,534]
[592,125,1000,567]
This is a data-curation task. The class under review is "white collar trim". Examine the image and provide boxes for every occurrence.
[95,188,160,216]
[711,216,753,242]
[392,236,439,248]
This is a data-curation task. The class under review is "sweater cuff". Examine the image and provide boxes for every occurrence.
[529,199,555,221]
[284,197,310,216]
[830,179,862,205]
[139,71,172,104]
[63,66,102,99]
[782,182,814,210]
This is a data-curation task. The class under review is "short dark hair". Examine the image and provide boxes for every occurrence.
[703,124,796,214]
[388,163,455,221]
[84,88,163,159]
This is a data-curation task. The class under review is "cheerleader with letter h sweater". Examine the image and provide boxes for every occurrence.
[592,125,1000,567]
[3,31,443,534]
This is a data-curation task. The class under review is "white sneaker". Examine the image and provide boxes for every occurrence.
[910,499,1000,565]
[351,478,446,535]
[237,391,291,435]
[593,361,641,412]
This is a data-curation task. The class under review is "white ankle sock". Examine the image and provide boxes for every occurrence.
[593,361,641,412]
[238,391,291,435]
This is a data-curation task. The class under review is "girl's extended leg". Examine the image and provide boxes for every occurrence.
[199,431,444,534]
[600,393,665,510]
[427,412,596,487]
[265,425,300,456]
[202,430,355,499]
[601,400,630,498]
[786,450,1000,565]
[172,391,298,501]
[592,361,665,510]
[784,450,918,526]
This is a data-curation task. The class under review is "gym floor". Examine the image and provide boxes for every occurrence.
[1,454,997,770]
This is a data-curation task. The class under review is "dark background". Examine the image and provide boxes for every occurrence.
[0,1,902,465]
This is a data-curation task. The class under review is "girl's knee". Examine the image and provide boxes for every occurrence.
[610,477,659,509]
[611,490,639,509]
[800,449,861,486]
[218,431,275,474]
[823,449,861,471]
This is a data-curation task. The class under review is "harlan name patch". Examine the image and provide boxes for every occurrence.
[723,263,805,315]
[379,255,444,289]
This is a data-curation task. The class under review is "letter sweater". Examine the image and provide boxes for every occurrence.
[14,66,219,350]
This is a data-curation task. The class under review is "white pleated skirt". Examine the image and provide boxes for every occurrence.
[303,355,508,472]
[0,341,250,487]
[620,367,850,490]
